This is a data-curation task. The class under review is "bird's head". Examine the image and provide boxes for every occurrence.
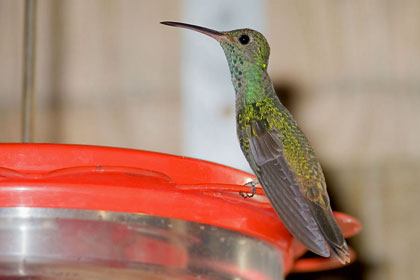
[161,22,270,71]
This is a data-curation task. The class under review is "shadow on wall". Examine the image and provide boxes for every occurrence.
[273,81,298,115]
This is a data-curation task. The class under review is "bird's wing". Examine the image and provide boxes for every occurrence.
[245,121,330,257]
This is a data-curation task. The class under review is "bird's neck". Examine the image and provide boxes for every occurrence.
[228,62,275,107]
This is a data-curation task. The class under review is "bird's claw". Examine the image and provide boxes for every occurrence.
[239,179,259,198]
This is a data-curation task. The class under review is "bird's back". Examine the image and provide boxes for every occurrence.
[236,86,349,263]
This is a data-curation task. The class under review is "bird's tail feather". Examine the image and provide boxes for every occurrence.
[307,200,351,264]
[328,239,350,264]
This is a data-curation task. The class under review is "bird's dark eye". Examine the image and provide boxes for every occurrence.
[239,34,250,45]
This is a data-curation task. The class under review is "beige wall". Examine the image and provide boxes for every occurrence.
[0,0,181,153]
[269,1,420,280]
[1,1,420,279]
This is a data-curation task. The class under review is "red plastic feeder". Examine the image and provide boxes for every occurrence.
[0,143,361,279]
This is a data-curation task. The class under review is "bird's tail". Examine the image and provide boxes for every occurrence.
[307,199,351,264]
[328,239,351,264]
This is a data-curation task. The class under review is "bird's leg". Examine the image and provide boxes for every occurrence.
[240,179,259,198]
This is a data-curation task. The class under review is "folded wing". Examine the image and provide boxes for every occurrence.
[247,124,330,257]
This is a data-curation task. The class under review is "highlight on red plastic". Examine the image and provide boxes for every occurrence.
[0,143,361,275]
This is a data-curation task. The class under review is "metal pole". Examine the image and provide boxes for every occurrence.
[22,0,37,142]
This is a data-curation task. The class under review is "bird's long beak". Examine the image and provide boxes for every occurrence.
[161,21,226,41]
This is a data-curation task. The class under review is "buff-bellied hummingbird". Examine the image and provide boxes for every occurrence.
[161,21,350,264]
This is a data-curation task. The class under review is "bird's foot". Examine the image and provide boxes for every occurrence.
[240,179,259,198]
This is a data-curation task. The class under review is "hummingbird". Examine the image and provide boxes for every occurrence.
[161,21,350,264]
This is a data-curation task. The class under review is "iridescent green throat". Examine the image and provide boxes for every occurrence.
[220,41,270,105]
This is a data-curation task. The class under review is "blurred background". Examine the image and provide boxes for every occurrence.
[1,0,420,279]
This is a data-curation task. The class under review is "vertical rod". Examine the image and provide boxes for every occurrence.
[22,0,37,142]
